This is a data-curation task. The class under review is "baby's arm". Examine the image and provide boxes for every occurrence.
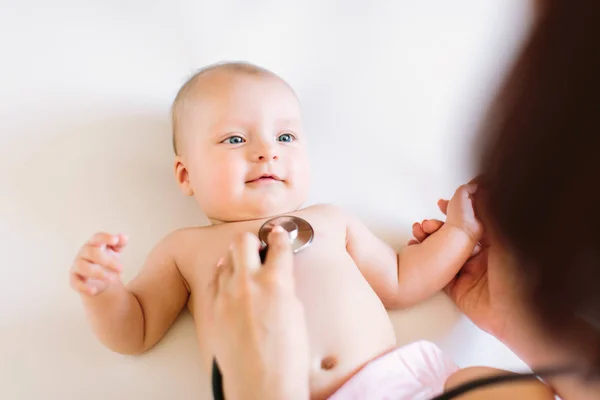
[70,231,189,354]
[392,221,478,307]
[345,183,482,309]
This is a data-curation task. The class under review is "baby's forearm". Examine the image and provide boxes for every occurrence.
[395,224,476,306]
[81,283,146,355]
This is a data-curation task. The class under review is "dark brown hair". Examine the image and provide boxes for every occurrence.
[477,0,600,369]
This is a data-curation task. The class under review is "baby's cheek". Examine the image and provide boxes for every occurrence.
[197,179,237,217]
[290,164,311,192]
[209,165,244,196]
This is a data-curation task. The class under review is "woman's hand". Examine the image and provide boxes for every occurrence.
[445,182,485,244]
[413,188,600,399]
[409,195,526,341]
[205,227,310,400]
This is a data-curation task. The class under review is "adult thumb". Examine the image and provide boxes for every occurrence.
[263,226,294,277]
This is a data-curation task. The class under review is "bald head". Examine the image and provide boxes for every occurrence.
[171,62,292,155]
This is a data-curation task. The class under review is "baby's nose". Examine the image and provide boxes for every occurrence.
[258,153,278,161]
[255,144,279,161]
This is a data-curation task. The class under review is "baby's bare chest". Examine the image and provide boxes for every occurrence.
[177,209,350,294]
[174,209,395,377]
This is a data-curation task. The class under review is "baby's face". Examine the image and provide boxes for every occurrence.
[176,74,310,222]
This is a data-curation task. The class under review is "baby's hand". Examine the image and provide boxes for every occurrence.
[407,184,483,256]
[445,183,484,243]
[69,232,128,296]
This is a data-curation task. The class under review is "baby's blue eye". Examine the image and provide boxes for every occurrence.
[277,133,295,143]
[224,136,245,144]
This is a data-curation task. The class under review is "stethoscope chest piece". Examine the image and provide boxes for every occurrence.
[258,215,314,254]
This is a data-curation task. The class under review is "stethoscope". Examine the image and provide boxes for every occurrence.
[211,216,580,400]
[212,215,315,400]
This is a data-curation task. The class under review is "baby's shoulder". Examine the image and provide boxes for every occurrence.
[154,225,214,257]
[162,224,210,240]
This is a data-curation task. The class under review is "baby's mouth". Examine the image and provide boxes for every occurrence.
[246,174,282,183]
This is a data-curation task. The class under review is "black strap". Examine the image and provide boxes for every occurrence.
[430,365,577,399]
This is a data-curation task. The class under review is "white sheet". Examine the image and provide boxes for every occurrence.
[0,1,534,398]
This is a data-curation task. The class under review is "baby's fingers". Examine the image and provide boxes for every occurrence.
[422,219,444,234]
[86,232,128,253]
[69,271,103,295]
[72,258,119,282]
[78,245,122,273]
[412,222,427,242]
[411,219,444,245]
[70,272,91,294]
[110,234,129,252]
[87,232,120,247]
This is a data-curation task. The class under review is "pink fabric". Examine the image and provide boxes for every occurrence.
[328,340,459,400]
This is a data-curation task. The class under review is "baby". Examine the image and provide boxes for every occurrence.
[69,62,483,399]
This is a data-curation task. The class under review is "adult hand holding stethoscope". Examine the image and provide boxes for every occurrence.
[205,225,311,400]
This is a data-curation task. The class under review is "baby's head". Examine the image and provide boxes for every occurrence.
[171,62,310,224]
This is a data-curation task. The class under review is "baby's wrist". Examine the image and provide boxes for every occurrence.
[441,222,480,248]
[80,281,125,307]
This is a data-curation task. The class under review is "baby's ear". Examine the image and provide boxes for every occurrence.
[174,156,194,196]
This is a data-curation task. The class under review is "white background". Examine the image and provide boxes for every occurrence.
[1,1,534,398]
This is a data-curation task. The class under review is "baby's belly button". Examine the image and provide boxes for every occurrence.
[318,355,339,371]
[310,353,340,374]
[308,335,396,377]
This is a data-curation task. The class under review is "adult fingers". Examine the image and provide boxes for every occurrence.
[204,257,228,330]
[263,226,294,278]
[230,232,262,277]
[216,253,235,295]
[468,175,482,186]
[452,183,477,204]
[206,257,226,307]
[465,182,478,195]
[472,242,483,256]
